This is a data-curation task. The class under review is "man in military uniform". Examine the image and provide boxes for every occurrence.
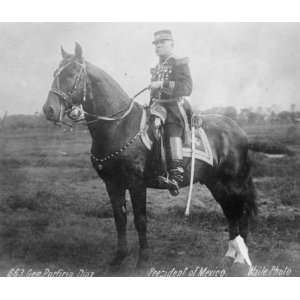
[149,29,193,196]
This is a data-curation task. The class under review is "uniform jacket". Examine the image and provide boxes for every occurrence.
[150,55,193,101]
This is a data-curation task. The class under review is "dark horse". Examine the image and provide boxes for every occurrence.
[43,43,268,272]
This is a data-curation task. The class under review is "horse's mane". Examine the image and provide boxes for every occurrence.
[85,61,131,112]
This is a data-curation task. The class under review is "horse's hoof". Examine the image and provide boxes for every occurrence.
[136,249,151,271]
[230,262,250,276]
[135,260,147,274]
[109,250,128,267]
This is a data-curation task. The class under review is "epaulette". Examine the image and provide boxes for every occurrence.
[174,56,189,66]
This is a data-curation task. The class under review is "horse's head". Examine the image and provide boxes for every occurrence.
[43,42,87,123]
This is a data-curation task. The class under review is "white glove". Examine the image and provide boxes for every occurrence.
[149,81,163,89]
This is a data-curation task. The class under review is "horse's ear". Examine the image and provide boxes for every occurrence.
[74,42,83,62]
[60,46,70,59]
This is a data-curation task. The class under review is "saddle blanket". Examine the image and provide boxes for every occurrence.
[140,109,214,166]
[182,127,214,166]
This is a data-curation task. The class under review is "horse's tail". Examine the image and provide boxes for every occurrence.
[247,138,294,156]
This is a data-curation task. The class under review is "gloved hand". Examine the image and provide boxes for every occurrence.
[149,81,163,90]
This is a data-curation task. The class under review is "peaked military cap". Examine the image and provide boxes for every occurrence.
[152,29,174,44]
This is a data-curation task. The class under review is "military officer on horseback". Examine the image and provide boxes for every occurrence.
[149,29,193,196]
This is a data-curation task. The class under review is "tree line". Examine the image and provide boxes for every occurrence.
[202,105,300,125]
[1,105,300,130]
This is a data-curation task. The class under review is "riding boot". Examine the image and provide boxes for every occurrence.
[168,159,184,196]
[167,136,184,196]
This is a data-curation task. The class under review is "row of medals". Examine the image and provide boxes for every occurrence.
[151,64,172,81]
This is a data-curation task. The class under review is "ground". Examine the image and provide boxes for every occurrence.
[0,123,299,276]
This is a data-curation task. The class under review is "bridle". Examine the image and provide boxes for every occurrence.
[51,60,88,106]
[49,58,150,167]
[49,59,149,126]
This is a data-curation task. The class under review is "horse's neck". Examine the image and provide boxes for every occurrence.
[85,61,131,116]
[84,61,143,156]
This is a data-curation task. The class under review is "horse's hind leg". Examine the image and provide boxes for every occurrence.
[105,180,128,267]
[224,176,257,275]
[222,179,255,271]
[238,176,257,242]
[207,180,253,271]
[129,182,149,269]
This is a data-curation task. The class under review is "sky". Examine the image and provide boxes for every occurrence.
[0,22,300,115]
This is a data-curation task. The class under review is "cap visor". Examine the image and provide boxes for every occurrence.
[152,38,172,45]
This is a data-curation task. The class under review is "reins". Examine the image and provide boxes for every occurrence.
[50,59,150,126]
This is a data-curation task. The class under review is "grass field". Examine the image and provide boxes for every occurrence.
[0,124,299,276]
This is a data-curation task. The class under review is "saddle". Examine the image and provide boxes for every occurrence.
[148,97,202,142]
[141,101,205,185]
[145,99,203,143]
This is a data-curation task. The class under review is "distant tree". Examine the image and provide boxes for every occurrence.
[223,106,238,120]
[202,106,223,114]
[247,111,258,124]
[0,111,8,129]
[203,106,238,121]
[290,103,296,123]
[278,111,292,123]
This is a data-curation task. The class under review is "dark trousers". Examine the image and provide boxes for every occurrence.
[151,98,192,169]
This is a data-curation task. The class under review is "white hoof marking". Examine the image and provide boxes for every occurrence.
[225,235,252,267]
[225,240,236,259]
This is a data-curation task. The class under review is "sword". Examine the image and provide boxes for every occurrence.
[185,123,196,217]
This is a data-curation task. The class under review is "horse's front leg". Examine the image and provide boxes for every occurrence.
[105,180,128,267]
[129,182,149,269]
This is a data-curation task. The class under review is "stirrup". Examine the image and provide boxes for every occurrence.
[157,176,180,196]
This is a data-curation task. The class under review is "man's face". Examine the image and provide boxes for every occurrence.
[154,39,174,57]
